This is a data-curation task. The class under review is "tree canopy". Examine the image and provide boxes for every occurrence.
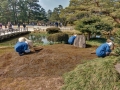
[0,0,47,24]
[60,0,120,25]
[58,0,120,39]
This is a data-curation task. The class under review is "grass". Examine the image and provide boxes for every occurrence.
[0,34,120,89]
[86,38,107,46]
[0,47,13,55]
[62,56,120,90]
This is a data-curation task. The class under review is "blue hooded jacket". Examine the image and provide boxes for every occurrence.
[68,36,76,45]
[96,43,111,57]
[14,42,28,54]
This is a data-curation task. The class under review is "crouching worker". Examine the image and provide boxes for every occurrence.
[96,39,114,57]
[14,37,34,56]
[68,34,77,45]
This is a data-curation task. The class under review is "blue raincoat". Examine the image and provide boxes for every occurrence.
[14,42,28,55]
[96,43,111,57]
[68,36,76,45]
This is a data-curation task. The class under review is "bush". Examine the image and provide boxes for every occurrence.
[46,27,61,34]
[62,56,120,90]
[47,33,69,43]
[114,29,120,55]
[114,47,120,55]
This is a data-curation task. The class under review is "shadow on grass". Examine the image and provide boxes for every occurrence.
[89,38,106,43]
[86,44,92,48]
[86,38,107,48]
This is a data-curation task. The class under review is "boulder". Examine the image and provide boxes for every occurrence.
[73,35,86,48]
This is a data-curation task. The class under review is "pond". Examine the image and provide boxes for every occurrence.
[0,33,52,47]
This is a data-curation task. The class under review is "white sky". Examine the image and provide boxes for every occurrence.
[39,0,70,11]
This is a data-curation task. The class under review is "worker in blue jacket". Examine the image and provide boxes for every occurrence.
[96,39,114,57]
[14,37,31,56]
[68,34,77,45]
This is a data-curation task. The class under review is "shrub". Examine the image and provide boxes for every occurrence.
[114,29,120,55]
[114,29,120,44]
[46,27,61,34]
[47,33,69,43]
[62,56,120,90]
[114,47,120,55]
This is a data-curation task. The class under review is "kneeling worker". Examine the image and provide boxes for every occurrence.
[68,34,77,45]
[96,39,114,57]
[14,37,34,56]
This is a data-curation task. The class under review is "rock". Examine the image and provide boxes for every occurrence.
[73,35,86,48]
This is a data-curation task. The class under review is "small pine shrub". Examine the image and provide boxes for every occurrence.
[47,33,69,43]
[114,29,120,55]
[62,56,120,90]
[114,47,120,55]
[46,27,61,34]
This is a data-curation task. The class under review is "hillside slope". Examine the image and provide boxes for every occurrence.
[0,44,97,90]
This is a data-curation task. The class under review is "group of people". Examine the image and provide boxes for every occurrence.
[68,34,114,58]
[0,22,26,30]
[15,34,114,57]
[0,22,13,29]
[18,23,26,29]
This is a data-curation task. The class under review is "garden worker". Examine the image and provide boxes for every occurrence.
[68,34,77,45]
[96,39,114,57]
[14,37,35,56]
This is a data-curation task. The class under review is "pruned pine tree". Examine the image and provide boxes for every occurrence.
[60,0,120,39]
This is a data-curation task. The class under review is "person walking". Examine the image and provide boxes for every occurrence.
[23,23,26,30]
[0,23,2,29]
[18,23,20,28]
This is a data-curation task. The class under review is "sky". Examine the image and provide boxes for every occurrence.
[39,0,70,11]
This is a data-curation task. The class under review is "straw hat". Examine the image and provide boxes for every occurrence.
[18,37,26,42]
[25,38,33,48]
[18,37,34,48]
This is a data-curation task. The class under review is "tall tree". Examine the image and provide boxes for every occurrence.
[0,0,47,24]
[0,0,10,23]
[47,9,52,20]
[8,0,19,24]
[49,5,63,22]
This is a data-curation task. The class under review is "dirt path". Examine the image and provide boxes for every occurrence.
[0,44,97,90]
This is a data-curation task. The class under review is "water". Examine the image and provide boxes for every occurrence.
[0,33,51,47]
[28,34,51,45]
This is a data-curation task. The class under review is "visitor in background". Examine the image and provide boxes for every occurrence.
[96,39,114,57]
[55,22,58,27]
[23,23,26,30]
[0,23,2,29]
[8,22,13,31]
[68,34,77,45]
[18,23,20,28]
[14,37,35,56]
[4,23,7,29]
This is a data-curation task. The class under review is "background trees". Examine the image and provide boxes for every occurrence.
[60,0,120,26]
[0,0,47,24]
[0,0,120,29]
[59,0,120,39]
